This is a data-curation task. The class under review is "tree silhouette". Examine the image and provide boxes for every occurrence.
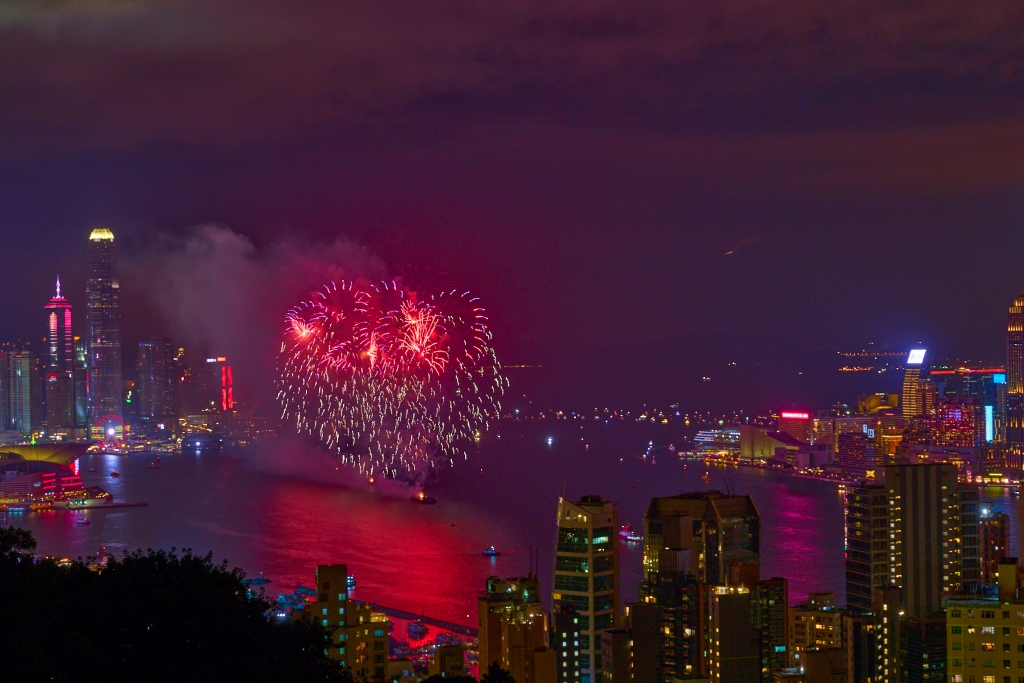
[0,527,351,683]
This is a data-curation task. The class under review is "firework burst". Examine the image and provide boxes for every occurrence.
[277,280,505,484]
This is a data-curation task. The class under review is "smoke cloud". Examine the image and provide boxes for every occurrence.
[123,224,385,405]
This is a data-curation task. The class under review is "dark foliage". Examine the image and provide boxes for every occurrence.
[480,662,516,683]
[0,526,351,683]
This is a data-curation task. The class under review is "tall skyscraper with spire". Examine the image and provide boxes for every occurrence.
[44,277,75,428]
[1006,295,1024,447]
[86,228,123,426]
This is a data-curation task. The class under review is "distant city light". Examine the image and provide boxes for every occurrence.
[547,436,553,445]
[907,349,927,365]
[994,373,1007,384]
[107,428,115,436]
[780,412,809,420]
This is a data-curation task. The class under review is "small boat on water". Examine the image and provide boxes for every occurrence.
[149,462,159,469]
[87,467,96,472]
[482,546,500,557]
[410,492,437,505]
[77,518,90,526]
[408,620,428,640]
[619,524,642,543]
[347,575,356,589]
[701,472,711,483]
[110,471,121,478]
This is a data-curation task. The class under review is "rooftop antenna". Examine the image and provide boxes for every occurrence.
[55,276,61,298]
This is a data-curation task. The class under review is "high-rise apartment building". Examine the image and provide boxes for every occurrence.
[43,278,75,429]
[642,491,760,586]
[699,585,760,682]
[1007,295,1024,447]
[553,495,620,683]
[552,605,582,683]
[789,593,843,669]
[86,228,123,427]
[846,463,976,617]
[304,564,388,680]
[136,338,176,422]
[478,574,553,683]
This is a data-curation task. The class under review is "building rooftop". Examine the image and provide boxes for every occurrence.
[89,228,115,241]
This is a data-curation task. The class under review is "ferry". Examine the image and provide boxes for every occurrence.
[87,467,96,472]
[348,575,356,589]
[410,492,437,505]
[619,524,642,543]
[149,462,159,469]
[110,471,121,478]
[482,546,501,557]
[77,518,90,526]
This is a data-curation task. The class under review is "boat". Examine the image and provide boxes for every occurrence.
[77,518,90,526]
[619,524,642,543]
[110,471,121,478]
[87,467,96,472]
[347,575,356,589]
[410,492,437,504]
[701,472,711,484]
[407,620,428,640]
[482,546,500,557]
[243,571,271,587]
[149,462,159,469]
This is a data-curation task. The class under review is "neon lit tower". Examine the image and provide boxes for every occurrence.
[1007,296,1024,447]
[44,277,75,428]
[86,228,124,427]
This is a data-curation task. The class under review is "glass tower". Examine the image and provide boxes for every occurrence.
[43,277,75,428]
[552,495,619,683]
[86,228,123,426]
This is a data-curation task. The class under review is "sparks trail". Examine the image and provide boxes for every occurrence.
[277,280,506,485]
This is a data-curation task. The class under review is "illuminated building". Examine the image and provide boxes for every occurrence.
[0,346,36,435]
[553,604,582,683]
[945,560,1024,683]
[979,509,1009,584]
[845,464,977,617]
[599,629,631,683]
[195,356,234,412]
[751,577,789,678]
[835,430,892,479]
[739,426,799,463]
[857,392,899,415]
[428,645,466,678]
[86,228,123,426]
[303,564,388,680]
[553,495,620,683]
[789,593,843,669]
[136,338,176,422]
[777,411,811,443]
[902,349,928,418]
[478,574,556,683]
[642,492,760,587]
[1008,295,1024,448]
[73,338,88,428]
[933,398,985,448]
[43,278,75,429]
[699,585,760,682]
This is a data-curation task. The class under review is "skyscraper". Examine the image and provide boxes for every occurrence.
[1007,295,1024,447]
[901,348,928,418]
[0,345,36,435]
[86,228,123,427]
[553,495,619,683]
[136,338,176,422]
[43,278,75,429]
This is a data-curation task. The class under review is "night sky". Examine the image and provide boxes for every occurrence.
[2,2,1022,411]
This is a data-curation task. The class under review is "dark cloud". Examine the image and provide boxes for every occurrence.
[2,1,1022,156]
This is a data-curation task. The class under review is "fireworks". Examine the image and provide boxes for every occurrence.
[277,280,505,483]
